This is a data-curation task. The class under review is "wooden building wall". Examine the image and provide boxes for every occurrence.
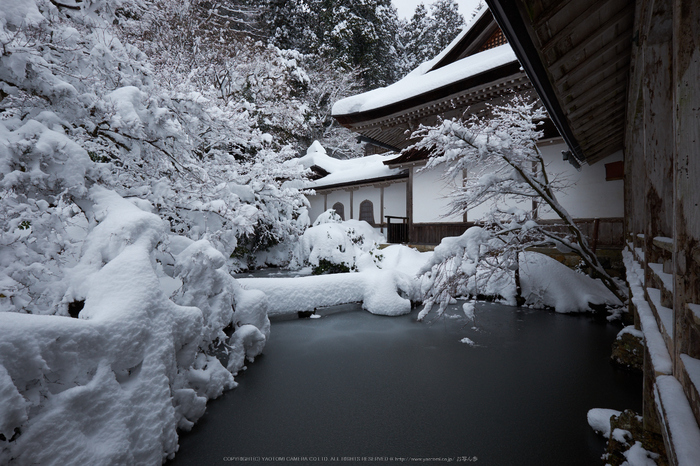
[625,0,700,461]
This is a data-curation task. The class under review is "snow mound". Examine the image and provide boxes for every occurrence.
[520,251,621,313]
[0,188,269,464]
[239,267,417,317]
[377,244,433,277]
[587,408,621,438]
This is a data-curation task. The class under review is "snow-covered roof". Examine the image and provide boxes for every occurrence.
[299,141,405,190]
[405,6,490,79]
[332,7,516,117]
[332,44,516,116]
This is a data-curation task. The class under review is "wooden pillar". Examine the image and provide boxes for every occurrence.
[349,189,354,220]
[642,0,674,278]
[323,193,327,212]
[380,186,385,233]
[407,166,414,242]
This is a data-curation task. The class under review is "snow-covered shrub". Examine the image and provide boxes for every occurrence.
[172,238,270,375]
[0,187,272,464]
[292,209,385,273]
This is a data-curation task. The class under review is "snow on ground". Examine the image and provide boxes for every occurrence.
[239,268,416,317]
[0,188,269,464]
[519,251,621,313]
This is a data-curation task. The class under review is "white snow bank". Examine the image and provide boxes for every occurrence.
[519,251,621,313]
[654,375,700,466]
[587,408,622,438]
[0,187,269,464]
[298,141,403,188]
[239,266,416,317]
[622,248,672,375]
[622,442,659,465]
[332,44,517,116]
[376,244,433,277]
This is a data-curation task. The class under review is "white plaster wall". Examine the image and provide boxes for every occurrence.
[307,194,326,224]
[459,142,624,222]
[412,166,463,222]
[383,181,407,220]
[538,144,624,219]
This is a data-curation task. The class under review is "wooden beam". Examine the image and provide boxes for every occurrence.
[549,5,634,70]
[561,62,629,107]
[580,129,624,159]
[565,81,627,121]
[349,190,354,220]
[380,186,384,233]
[564,65,629,109]
[533,0,575,30]
[584,141,623,165]
[578,119,624,147]
[540,0,614,53]
[571,93,627,133]
[407,168,413,242]
[556,40,631,92]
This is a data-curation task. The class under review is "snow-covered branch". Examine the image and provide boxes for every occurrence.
[412,96,627,315]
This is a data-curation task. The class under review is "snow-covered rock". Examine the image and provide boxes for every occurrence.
[587,408,622,438]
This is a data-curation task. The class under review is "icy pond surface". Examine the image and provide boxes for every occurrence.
[171,302,641,465]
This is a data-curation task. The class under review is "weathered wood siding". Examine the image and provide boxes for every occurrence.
[410,223,474,245]
[624,0,700,460]
[673,0,700,446]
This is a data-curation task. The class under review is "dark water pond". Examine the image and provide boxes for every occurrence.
[170,303,641,466]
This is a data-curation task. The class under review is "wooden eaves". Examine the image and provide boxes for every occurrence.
[332,10,537,154]
[485,0,635,165]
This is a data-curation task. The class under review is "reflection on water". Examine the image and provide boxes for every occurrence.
[171,302,641,466]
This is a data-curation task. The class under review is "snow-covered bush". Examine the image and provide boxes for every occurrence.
[292,209,385,273]
[241,246,422,317]
[0,187,270,463]
[0,1,287,461]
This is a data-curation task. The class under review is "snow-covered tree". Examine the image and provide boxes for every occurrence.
[399,0,466,75]
[0,1,299,462]
[258,0,401,91]
[257,0,318,52]
[413,97,627,319]
[319,0,401,90]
